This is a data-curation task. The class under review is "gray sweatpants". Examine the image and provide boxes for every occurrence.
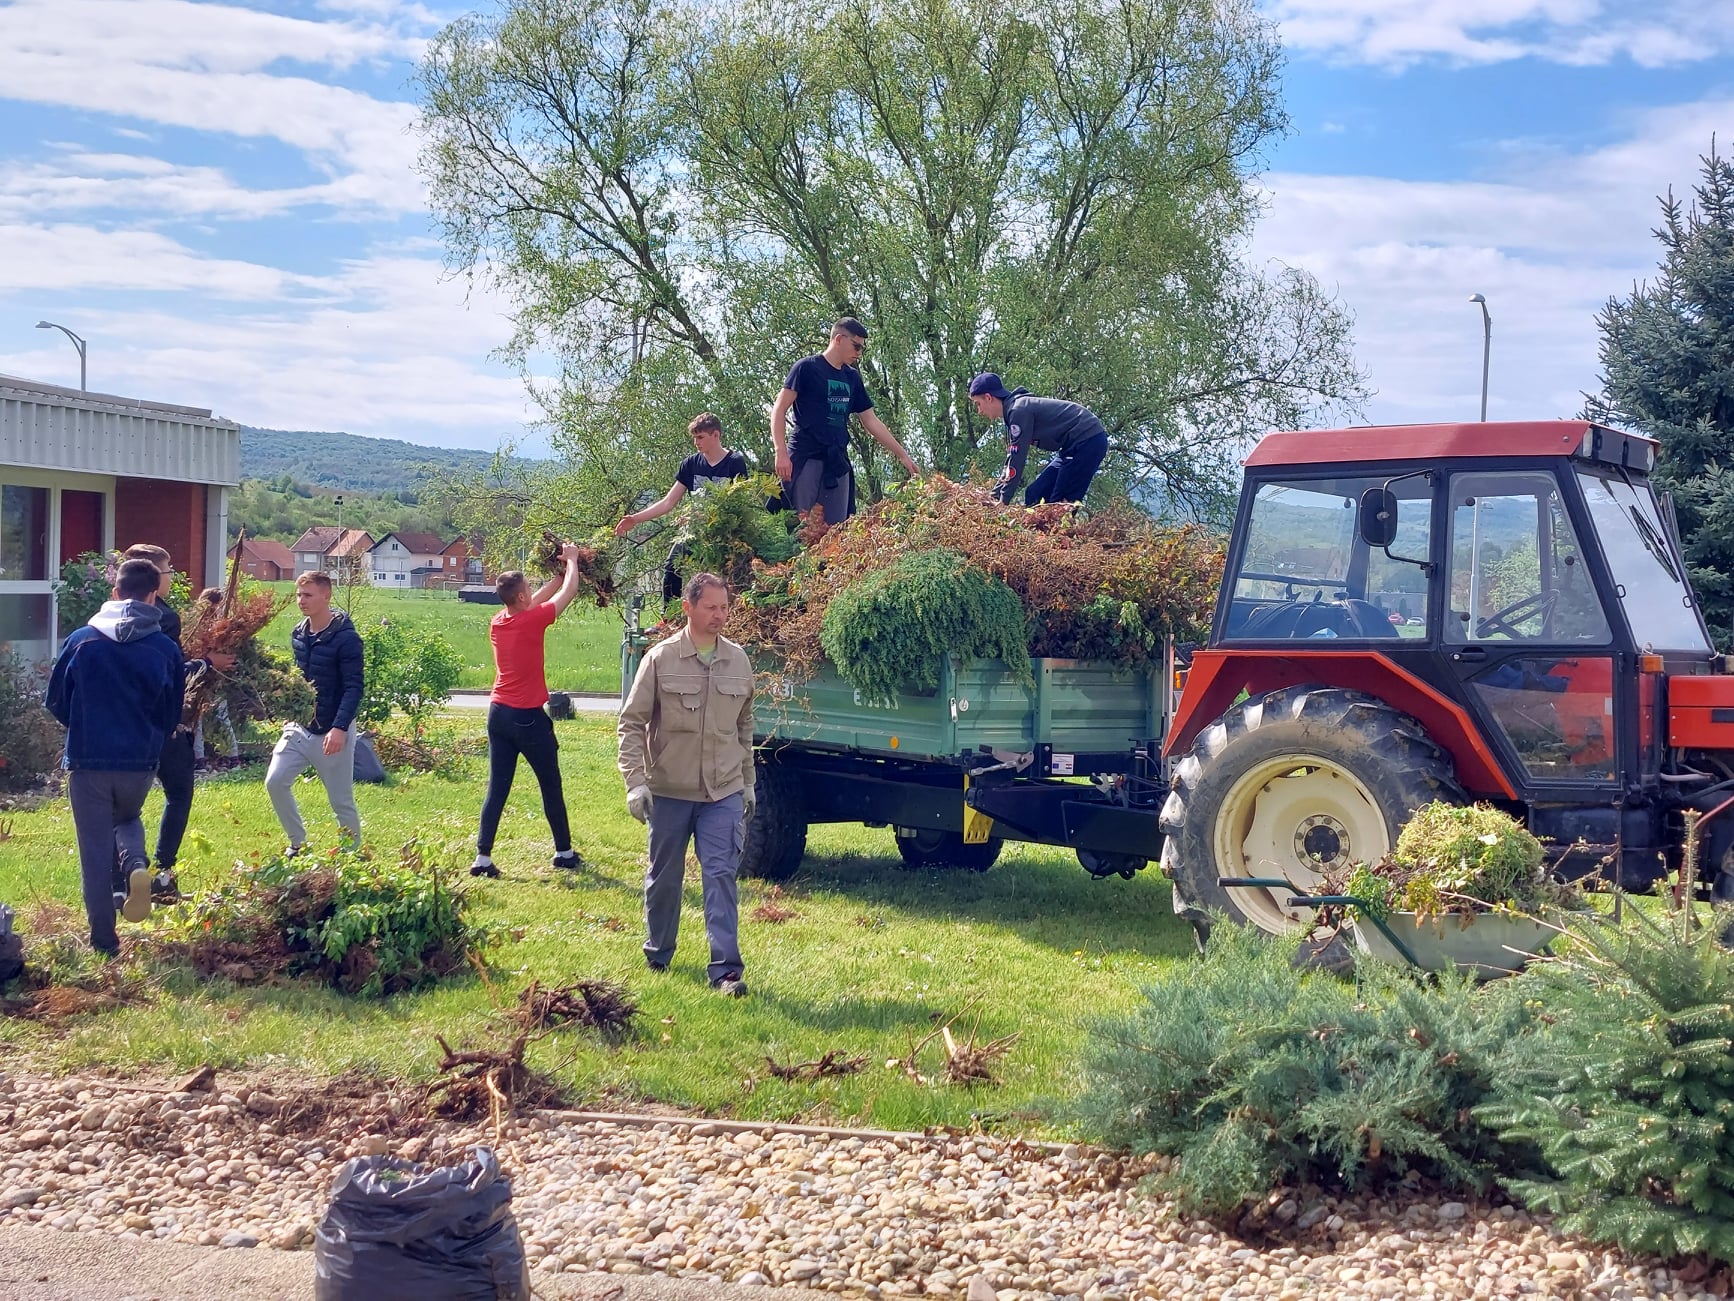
[68,769,152,953]
[265,723,361,849]
[791,458,852,527]
[644,792,745,983]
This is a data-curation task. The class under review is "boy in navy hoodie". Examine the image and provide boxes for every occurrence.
[44,558,186,955]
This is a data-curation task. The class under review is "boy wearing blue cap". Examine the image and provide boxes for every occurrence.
[969,373,1109,506]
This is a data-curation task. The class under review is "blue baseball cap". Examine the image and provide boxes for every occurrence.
[968,372,1012,400]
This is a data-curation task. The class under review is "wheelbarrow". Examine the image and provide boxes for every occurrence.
[1218,877,1554,977]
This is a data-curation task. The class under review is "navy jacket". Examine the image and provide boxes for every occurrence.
[995,390,1107,503]
[44,600,186,771]
[291,610,365,734]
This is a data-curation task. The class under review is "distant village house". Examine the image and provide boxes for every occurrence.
[228,536,296,582]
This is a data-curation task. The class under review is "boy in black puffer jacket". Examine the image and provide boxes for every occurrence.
[265,571,365,853]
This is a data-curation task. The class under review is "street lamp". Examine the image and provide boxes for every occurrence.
[1468,294,1491,422]
[35,320,87,392]
[335,495,345,535]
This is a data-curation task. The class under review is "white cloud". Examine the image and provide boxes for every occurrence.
[0,0,429,215]
[0,152,404,221]
[1254,96,1732,425]
[0,223,319,298]
[1272,0,1732,68]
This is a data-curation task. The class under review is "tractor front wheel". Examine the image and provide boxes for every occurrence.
[1161,686,1465,940]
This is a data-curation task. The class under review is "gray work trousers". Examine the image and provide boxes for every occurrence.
[644,791,745,983]
[264,722,361,849]
[68,769,152,953]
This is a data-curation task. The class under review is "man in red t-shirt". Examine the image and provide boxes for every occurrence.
[471,543,585,877]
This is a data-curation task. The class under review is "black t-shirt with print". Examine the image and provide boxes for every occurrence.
[783,354,872,458]
[675,449,751,494]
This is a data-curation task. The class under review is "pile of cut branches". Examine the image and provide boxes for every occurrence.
[730,476,1223,680]
[181,537,310,729]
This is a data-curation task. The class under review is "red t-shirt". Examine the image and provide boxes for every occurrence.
[489,602,559,707]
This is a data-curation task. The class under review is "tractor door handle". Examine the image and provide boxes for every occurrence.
[1451,647,1488,662]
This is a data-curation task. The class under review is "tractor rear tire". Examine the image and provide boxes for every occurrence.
[1162,685,1465,939]
[895,828,1003,872]
[741,756,808,881]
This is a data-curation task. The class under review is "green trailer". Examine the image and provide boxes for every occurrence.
[622,607,1172,880]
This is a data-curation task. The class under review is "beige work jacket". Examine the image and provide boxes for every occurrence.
[617,628,755,802]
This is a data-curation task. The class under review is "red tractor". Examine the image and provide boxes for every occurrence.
[1161,419,1729,943]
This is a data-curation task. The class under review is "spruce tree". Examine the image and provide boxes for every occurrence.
[1479,905,1734,1264]
[1587,143,1734,642]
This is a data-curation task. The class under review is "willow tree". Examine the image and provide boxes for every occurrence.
[417,0,1364,542]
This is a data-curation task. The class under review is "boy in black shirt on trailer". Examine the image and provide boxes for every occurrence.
[615,413,752,601]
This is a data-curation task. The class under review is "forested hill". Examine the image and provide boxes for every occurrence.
[238,427,505,493]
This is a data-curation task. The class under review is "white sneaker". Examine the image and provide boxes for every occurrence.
[120,866,152,923]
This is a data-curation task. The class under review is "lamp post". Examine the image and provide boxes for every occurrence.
[1468,294,1491,422]
[35,320,87,392]
[335,494,345,536]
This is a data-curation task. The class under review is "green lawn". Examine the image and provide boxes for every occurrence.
[253,582,624,692]
[0,716,1192,1134]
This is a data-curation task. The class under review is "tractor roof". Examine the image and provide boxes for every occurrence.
[1246,420,1658,473]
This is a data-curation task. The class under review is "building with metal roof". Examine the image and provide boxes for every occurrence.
[0,373,240,663]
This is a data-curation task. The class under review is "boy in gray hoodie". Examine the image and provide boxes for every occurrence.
[44,558,186,955]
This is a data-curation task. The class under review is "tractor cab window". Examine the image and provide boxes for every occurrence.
[1446,472,1610,645]
[1575,470,1711,653]
[1226,475,1432,640]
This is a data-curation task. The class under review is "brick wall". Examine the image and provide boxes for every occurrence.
[116,479,207,587]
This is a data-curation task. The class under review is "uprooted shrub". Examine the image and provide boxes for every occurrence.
[161,839,488,996]
[1074,921,1532,1219]
[1478,904,1734,1265]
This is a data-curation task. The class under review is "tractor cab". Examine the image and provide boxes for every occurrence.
[1162,421,1727,943]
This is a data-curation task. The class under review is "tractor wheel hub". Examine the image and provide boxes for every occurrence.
[1295,814,1352,870]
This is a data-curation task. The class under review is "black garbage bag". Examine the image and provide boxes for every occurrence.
[0,903,21,984]
[351,733,387,784]
[313,1146,530,1301]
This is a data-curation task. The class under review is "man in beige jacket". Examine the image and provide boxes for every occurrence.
[618,573,756,996]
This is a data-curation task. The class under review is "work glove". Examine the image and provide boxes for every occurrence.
[627,785,654,824]
[741,786,756,824]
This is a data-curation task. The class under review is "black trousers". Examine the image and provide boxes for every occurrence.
[477,703,571,855]
[149,729,197,868]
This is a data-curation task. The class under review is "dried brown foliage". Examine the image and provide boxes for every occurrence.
[530,531,616,607]
[513,977,638,1039]
[729,476,1224,678]
[765,1050,866,1081]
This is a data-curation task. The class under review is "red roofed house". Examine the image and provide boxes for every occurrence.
[288,525,373,584]
[228,537,296,582]
[369,531,447,588]
[441,535,482,585]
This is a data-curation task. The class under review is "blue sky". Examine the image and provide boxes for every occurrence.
[0,0,1729,455]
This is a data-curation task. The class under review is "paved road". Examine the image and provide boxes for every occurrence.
[0,1225,808,1301]
[447,691,619,713]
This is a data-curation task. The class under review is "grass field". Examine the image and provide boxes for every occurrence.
[254,582,624,692]
[0,716,1192,1134]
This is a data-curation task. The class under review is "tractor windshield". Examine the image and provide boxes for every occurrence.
[1225,475,1432,640]
[1576,469,1711,652]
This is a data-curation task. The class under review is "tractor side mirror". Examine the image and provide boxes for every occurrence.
[1358,488,1399,548]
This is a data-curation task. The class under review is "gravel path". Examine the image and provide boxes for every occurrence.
[0,1069,1720,1301]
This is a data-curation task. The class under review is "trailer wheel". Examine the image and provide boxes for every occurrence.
[741,756,808,881]
[1077,849,1147,880]
[895,828,1003,872]
[1162,685,1464,938]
